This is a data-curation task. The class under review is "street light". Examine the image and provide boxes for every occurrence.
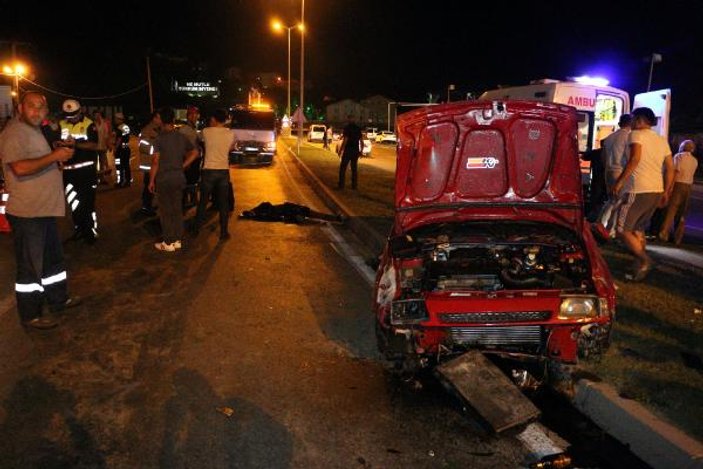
[271,20,303,118]
[2,62,27,108]
[447,83,455,103]
[646,52,662,92]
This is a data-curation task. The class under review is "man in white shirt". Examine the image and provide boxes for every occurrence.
[599,114,631,234]
[658,140,698,244]
[193,109,235,241]
[612,107,674,281]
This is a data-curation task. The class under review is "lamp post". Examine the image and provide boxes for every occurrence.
[272,20,303,118]
[447,84,455,103]
[2,62,27,110]
[646,53,662,92]
[298,0,305,155]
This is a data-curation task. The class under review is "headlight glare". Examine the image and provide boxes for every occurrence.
[559,296,597,320]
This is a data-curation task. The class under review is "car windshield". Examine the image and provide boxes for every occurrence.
[230,110,275,130]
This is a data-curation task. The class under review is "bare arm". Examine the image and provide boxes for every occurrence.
[662,154,675,198]
[8,147,74,176]
[183,148,200,169]
[148,153,160,193]
[612,142,641,196]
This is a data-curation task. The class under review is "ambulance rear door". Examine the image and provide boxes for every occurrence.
[633,89,671,138]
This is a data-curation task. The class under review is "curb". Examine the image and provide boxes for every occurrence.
[283,142,387,255]
[281,139,703,468]
[574,379,703,469]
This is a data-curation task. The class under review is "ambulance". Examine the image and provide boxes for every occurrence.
[479,77,671,186]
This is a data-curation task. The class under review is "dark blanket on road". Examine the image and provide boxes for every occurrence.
[240,202,340,224]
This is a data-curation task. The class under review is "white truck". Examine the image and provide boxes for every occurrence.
[0,86,13,122]
[228,105,277,165]
[479,78,671,185]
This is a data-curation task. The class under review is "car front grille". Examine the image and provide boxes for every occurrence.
[449,325,542,346]
[439,311,551,324]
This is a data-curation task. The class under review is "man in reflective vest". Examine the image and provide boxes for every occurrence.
[138,111,161,215]
[113,112,131,188]
[59,99,100,244]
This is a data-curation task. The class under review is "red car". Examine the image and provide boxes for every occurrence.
[374,101,615,380]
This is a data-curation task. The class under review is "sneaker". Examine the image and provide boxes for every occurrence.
[173,240,182,249]
[154,241,177,252]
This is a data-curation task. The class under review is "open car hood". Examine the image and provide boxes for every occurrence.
[394,101,584,234]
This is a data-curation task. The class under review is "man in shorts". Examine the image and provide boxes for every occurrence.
[612,107,674,281]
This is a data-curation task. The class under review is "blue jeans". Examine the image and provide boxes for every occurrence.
[196,169,231,236]
[7,215,69,322]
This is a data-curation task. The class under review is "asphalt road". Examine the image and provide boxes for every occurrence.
[682,186,703,244]
[0,151,535,467]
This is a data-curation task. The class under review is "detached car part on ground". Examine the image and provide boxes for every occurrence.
[374,101,616,384]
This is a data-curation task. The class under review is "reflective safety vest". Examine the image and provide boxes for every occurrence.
[0,186,10,233]
[138,122,160,171]
[59,117,97,167]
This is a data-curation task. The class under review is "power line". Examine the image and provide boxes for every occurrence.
[20,77,147,100]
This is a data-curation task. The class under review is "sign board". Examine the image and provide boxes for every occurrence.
[172,80,219,97]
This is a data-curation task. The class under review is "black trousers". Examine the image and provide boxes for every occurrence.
[196,169,231,235]
[64,166,98,240]
[338,153,359,189]
[7,215,69,322]
[115,148,131,186]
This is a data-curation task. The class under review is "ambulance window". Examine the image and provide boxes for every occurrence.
[593,94,624,149]
[576,112,593,153]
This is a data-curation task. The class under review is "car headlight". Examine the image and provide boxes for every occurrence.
[391,299,429,325]
[232,142,242,151]
[265,141,276,151]
[559,296,598,320]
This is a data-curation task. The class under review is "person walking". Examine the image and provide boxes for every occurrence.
[137,111,161,214]
[113,112,132,188]
[658,140,698,244]
[612,107,674,281]
[59,99,100,244]
[193,108,235,241]
[337,115,363,189]
[599,114,632,235]
[148,107,199,252]
[0,92,82,330]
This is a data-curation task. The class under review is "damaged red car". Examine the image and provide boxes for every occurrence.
[374,100,615,381]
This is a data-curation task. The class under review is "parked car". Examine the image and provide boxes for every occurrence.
[375,130,397,144]
[334,135,372,157]
[307,124,327,143]
[373,100,616,383]
[365,127,378,141]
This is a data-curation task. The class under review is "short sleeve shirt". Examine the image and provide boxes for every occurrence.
[202,127,234,170]
[628,129,671,193]
[153,129,194,177]
[602,127,630,172]
[342,123,362,156]
[673,151,698,184]
[0,118,65,217]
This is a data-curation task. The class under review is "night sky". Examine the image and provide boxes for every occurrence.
[2,0,703,126]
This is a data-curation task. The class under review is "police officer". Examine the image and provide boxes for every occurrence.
[138,111,161,214]
[113,112,131,188]
[59,99,99,244]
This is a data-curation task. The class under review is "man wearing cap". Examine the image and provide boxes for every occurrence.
[59,99,100,244]
[612,107,674,281]
[0,92,82,330]
[113,112,131,188]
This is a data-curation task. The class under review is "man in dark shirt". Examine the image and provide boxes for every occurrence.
[337,115,363,189]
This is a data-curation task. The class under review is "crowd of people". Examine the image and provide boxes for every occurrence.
[0,92,241,329]
[593,107,698,281]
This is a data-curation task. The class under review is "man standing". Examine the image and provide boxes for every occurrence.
[137,111,161,214]
[599,114,632,234]
[59,99,100,244]
[179,105,202,209]
[194,109,234,241]
[0,92,81,330]
[659,140,698,244]
[337,115,363,190]
[113,112,132,188]
[612,107,674,281]
[93,110,112,185]
[148,107,199,251]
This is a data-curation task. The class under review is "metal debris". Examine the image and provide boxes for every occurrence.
[216,406,235,418]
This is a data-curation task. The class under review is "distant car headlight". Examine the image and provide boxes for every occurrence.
[559,296,598,320]
[391,299,429,325]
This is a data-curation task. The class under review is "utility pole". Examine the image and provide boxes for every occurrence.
[146,55,154,113]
